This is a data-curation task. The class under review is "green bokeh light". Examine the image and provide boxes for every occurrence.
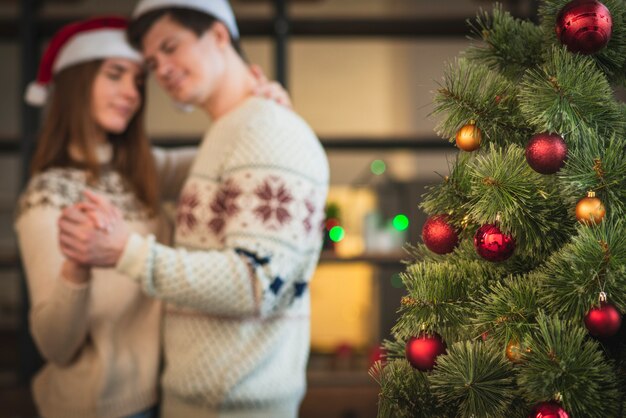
[371,160,386,175]
[391,274,404,289]
[329,226,345,242]
[392,214,409,231]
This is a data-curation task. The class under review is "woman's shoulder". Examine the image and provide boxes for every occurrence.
[15,167,86,221]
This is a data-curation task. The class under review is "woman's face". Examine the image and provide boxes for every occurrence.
[91,58,144,135]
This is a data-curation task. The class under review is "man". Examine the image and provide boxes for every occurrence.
[58,1,329,417]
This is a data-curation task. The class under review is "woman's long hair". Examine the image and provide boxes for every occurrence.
[29,60,159,213]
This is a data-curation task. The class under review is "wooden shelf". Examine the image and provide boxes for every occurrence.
[319,250,407,266]
[0,136,454,154]
[0,17,485,40]
[0,252,19,270]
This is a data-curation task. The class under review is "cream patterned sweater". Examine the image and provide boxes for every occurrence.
[14,145,194,418]
[117,98,329,417]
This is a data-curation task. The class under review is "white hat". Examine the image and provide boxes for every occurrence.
[25,16,142,107]
[132,0,239,40]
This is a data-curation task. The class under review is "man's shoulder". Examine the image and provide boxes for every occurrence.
[235,97,316,138]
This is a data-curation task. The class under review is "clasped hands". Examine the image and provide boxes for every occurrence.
[58,190,130,268]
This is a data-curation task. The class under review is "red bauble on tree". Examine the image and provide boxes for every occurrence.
[585,299,622,338]
[555,0,612,55]
[474,223,516,262]
[525,132,568,174]
[405,333,447,372]
[529,401,570,418]
[422,215,459,255]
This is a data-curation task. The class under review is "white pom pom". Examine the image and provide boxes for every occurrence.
[24,82,48,106]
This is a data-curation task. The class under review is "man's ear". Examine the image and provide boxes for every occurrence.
[210,21,231,49]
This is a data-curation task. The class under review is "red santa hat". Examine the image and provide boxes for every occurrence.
[25,16,143,106]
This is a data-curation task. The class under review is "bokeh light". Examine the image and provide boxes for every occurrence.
[370,160,386,175]
[329,226,345,242]
[392,214,409,231]
[390,273,404,289]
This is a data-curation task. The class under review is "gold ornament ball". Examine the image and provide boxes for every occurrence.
[505,339,529,363]
[576,192,605,225]
[455,123,481,152]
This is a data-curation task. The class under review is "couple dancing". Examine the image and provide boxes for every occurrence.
[15,1,329,417]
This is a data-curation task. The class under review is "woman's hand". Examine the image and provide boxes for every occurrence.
[61,259,90,284]
[250,64,292,109]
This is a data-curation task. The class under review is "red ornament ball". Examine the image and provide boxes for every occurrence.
[474,224,516,262]
[556,0,612,55]
[422,215,459,255]
[405,333,447,371]
[584,302,622,338]
[529,401,570,418]
[525,133,568,174]
[368,345,387,367]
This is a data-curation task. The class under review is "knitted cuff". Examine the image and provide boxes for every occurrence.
[116,232,154,281]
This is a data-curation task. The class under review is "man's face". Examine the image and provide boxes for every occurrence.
[142,14,225,106]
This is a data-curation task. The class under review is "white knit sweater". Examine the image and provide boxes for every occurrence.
[14,144,194,418]
[116,97,329,417]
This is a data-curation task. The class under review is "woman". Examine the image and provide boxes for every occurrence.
[15,15,289,418]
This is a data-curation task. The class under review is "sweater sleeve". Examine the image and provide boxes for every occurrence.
[15,206,90,365]
[118,107,329,318]
[152,146,197,201]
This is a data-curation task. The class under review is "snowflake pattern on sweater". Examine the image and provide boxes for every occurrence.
[15,167,153,222]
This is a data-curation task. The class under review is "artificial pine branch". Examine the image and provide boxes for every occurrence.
[471,275,540,344]
[518,45,625,136]
[394,258,501,342]
[538,214,626,320]
[428,340,516,418]
[371,359,450,418]
[465,4,544,80]
[558,127,626,216]
[432,58,532,147]
[538,0,626,86]
[420,153,473,221]
[518,314,621,417]
[464,144,573,258]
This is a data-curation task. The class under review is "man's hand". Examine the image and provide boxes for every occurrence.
[58,190,130,268]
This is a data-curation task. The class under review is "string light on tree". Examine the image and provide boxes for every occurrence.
[422,215,459,255]
[455,121,481,151]
[556,0,612,55]
[575,191,606,224]
[525,132,568,174]
[584,292,622,338]
[405,332,447,372]
[474,216,516,262]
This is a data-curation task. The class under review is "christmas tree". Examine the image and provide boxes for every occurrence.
[371,1,626,417]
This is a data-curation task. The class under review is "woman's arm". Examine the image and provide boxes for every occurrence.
[15,205,91,365]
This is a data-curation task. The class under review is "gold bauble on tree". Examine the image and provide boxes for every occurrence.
[455,121,481,151]
[505,339,530,363]
[575,191,605,224]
